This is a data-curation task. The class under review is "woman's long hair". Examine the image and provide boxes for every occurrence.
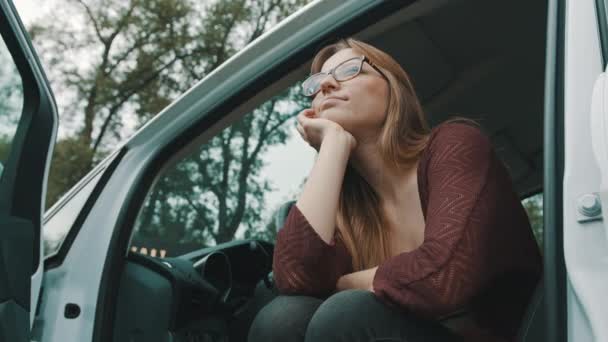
[310,38,431,271]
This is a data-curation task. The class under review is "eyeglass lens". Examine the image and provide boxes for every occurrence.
[302,57,363,96]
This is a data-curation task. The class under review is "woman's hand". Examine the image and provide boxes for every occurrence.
[295,108,357,152]
[335,267,378,293]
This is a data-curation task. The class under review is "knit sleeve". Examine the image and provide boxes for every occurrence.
[372,123,494,318]
[272,204,352,297]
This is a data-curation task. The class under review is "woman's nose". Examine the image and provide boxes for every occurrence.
[319,74,339,94]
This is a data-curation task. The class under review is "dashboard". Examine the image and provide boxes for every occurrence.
[113,239,275,342]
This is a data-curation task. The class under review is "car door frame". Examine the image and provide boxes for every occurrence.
[21,1,414,341]
[0,0,58,339]
[557,0,608,340]
[543,0,568,340]
[27,0,571,340]
[596,0,608,65]
[91,3,421,340]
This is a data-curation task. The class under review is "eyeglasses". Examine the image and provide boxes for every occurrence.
[301,56,386,97]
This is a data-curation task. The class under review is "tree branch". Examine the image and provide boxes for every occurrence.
[206,0,246,71]
[182,194,208,223]
[105,29,155,75]
[192,155,223,204]
[77,0,137,149]
[226,116,253,229]
[214,126,240,240]
[246,99,294,166]
[106,0,137,45]
[263,112,296,139]
[92,54,182,154]
[74,0,106,44]
[247,0,279,44]
[219,127,237,197]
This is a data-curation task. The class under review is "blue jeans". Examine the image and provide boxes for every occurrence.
[247,289,463,342]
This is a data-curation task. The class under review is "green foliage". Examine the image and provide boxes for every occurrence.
[46,137,95,206]
[0,135,10,168]
[30,0,310,206]
[135,85,307,247]
[0,39,23,163]
[31,0,311,252]
[522,193,543,250]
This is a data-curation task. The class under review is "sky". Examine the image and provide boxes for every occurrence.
[13,0,317,241]
[13,0,46,25]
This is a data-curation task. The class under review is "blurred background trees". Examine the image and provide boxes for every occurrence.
[522,193,543,249]
[6,0,545,255]
[28,0,309,208]
[0,42,23,164]
[21,0,311,252]
[134,85,309,248]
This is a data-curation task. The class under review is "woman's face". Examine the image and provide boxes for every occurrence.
[311,48,389,139]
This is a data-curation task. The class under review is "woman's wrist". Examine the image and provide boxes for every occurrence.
[322,126,357,153]
[336,267,378,292]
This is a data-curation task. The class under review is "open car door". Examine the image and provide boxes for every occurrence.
[0,0,58,340]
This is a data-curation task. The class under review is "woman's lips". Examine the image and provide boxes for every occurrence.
[320,97,345,111]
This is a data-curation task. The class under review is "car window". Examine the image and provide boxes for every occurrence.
[42,149,121,257]
[128,80,547,259]
[522,192,543,249]
[0,35,24,176]
[42,167,104,256]
[130,84,315,258]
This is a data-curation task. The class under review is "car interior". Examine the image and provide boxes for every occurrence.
[110,0,548,341]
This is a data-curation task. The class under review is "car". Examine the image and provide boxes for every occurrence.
[0,0,606,341]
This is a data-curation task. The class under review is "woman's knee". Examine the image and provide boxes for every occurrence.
[248,295,323,342]
[305,290,379,340]
[305,290,463,342]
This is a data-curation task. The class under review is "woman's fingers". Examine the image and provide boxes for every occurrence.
[297,108,315,124]
[296,108,314,137]
[295,122,309,142]
[303,108,316,118]
[296,108,323,151]
[295,122,304,137]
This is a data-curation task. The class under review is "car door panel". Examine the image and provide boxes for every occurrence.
[563,0,608,341]
[112,261,173,342]
[0,0,58,340]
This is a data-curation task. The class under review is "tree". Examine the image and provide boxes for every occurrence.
[0,40,23,163]
[29,0,309,207]
[135,85,309,246]
[45,137,95,204]
[522,193,543,249]
[30,0,311,251]
[0,135,10,174]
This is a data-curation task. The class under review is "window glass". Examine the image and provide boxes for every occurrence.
[131,84,315,258]
[42,167,104,256]
[130,83,547,259]
[11,0,309,212]
[42,149,120,257]
[130,80,547,259]
[0,35,24,175]
[522,192,543,249]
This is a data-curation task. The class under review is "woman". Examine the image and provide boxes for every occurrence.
[248,38,542,342]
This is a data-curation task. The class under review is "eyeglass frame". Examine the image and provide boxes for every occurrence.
[302,55,387,97]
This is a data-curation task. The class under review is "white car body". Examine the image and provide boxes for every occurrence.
[0,0,606,341]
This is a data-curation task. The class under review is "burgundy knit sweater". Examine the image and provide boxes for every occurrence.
[272,122,542,341]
